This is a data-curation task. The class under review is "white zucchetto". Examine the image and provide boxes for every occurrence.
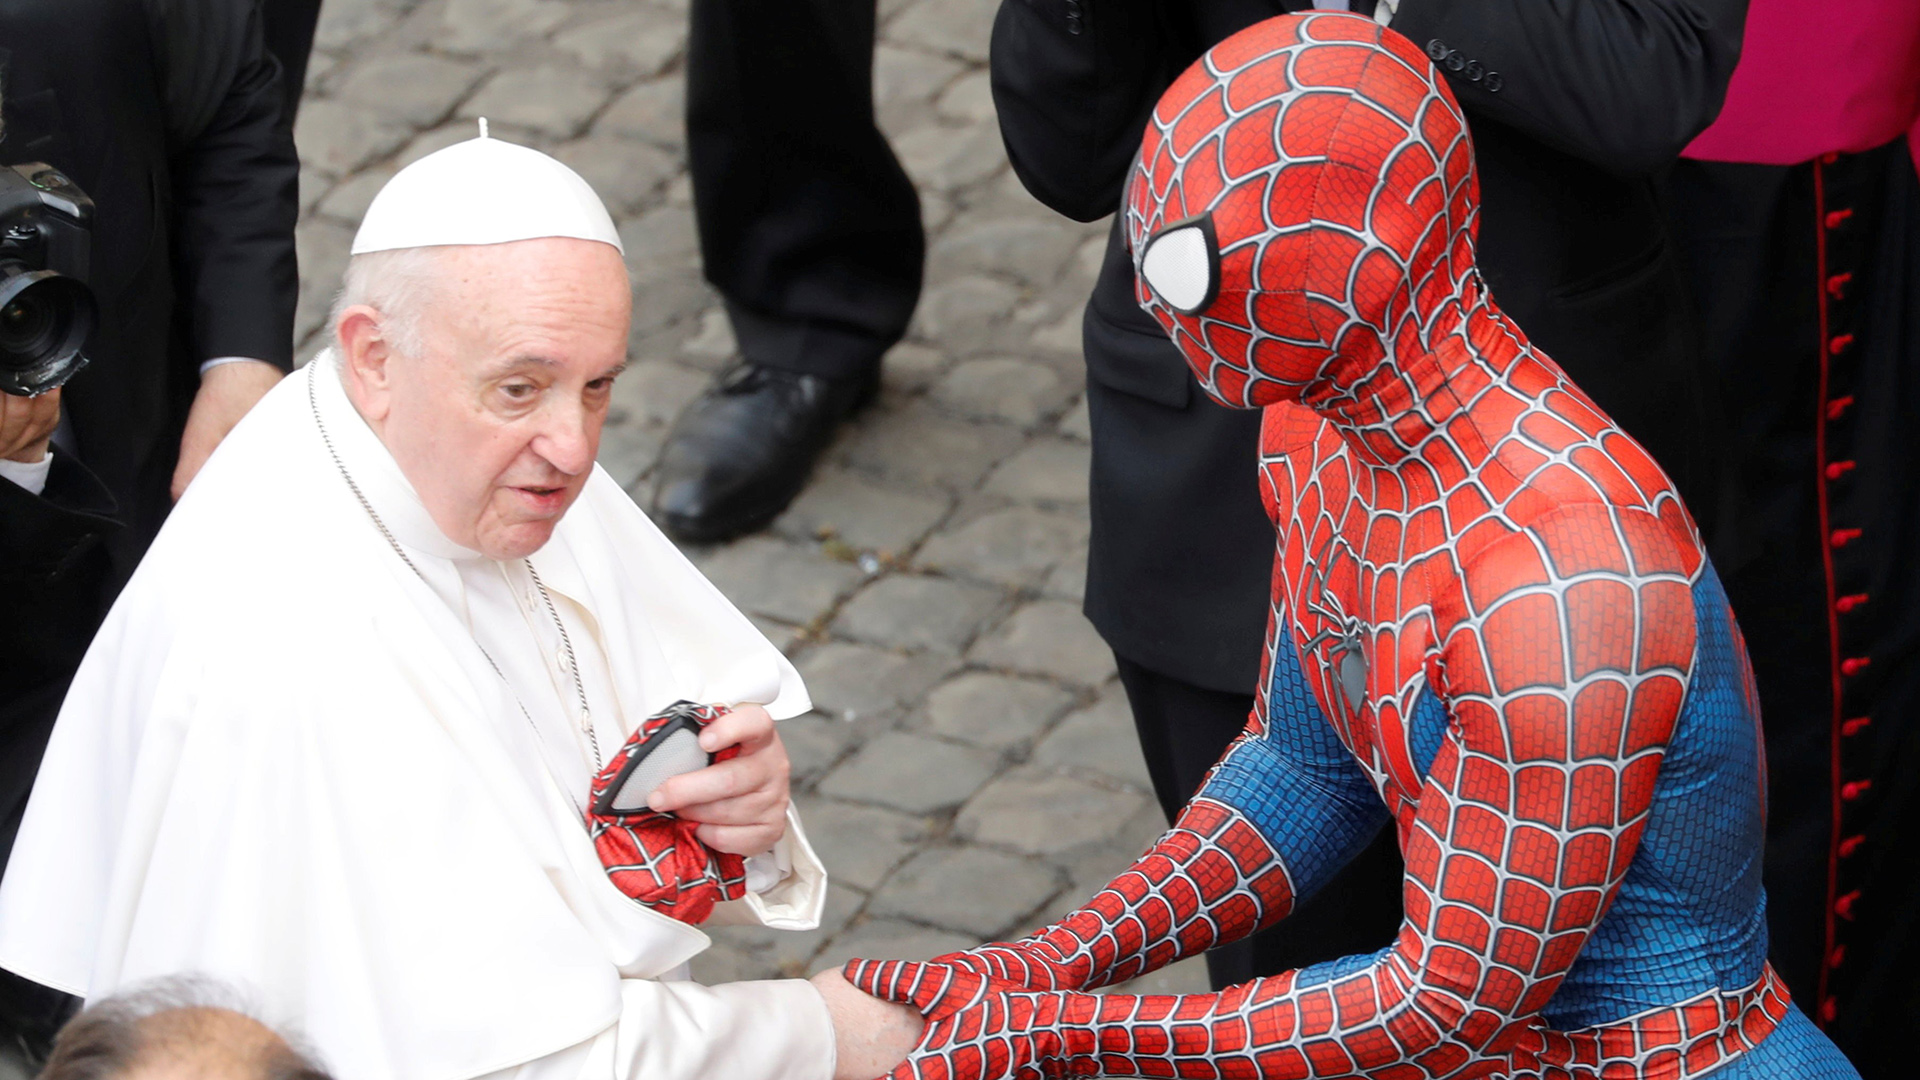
[351,124,624,255]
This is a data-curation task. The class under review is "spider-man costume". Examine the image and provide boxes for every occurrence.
[847,13,1859,1078]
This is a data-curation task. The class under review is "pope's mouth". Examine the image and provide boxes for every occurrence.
[512,485,571,514]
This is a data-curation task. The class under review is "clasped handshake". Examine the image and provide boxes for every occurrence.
[599,702,1108,1080]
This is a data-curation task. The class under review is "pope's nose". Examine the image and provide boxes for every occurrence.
[530,402,596,478]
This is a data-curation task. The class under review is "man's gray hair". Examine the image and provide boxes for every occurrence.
[38,977,332,1080]
[328,246,444,359]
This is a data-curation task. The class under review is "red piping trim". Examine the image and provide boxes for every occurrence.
[1814,160,1844,1022]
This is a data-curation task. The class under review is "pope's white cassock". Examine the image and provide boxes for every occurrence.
[0,135,837,1080]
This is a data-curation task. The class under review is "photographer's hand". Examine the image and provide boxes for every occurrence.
[173,360,282,500]
[0,387,60,464]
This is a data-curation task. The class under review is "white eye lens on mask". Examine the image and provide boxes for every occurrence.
[1139,214,1220,315]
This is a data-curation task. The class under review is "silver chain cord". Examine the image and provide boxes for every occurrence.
[307,362,604,772]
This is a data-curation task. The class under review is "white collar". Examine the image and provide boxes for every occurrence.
[309,349,484,563]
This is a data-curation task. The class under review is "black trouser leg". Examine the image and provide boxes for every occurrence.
[1112,653,1404,990]
[685,0,924,381]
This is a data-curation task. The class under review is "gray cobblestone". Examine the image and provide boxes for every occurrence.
[462,66,614,139]
[888,0,997,62]
[1057,395,1091,441]
[922,672,1075,749]
[596,78,685,149]
[294,100,410,177]
[796,643,960,721]
[894,122,1006,193]
[834,574,1004,653]
[917,507,1088,588]
[774,470,951,554]
[813,918,979,974]
[983,437,1092,505]
[911,274,1022,348]
[693,536,865,626]
[839,403,1024,492]
[335,53,487,128]
[958,767,1150,855]
[1031,686,1155,789]
[793,797,933,891]
[936,71,995,124]
[929,357,1070,427]
[436,0,570,55]
[969,600,1116,687]
[873,45,965,114]
[552,138,678,216]
[554,11,686,77]
[870,846,1060,936]
[313,0,413,52]
[819,731,1000,814]
[929,217,1085,288]
[314,167,393,225]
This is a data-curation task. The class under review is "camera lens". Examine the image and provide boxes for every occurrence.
[0,284,60,354]
[0,268,94,396]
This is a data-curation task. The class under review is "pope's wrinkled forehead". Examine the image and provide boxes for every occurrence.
[1125,12,1476,317]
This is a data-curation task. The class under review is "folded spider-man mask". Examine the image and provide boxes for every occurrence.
[586,701,747,924]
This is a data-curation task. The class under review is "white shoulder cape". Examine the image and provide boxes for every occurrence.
[0,364,813,1080]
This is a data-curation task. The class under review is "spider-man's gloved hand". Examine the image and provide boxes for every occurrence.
[847,796,1296,1021]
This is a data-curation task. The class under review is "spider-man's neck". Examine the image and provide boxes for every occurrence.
[1293,277,1540,472]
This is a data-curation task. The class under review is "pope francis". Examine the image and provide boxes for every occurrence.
[0,134,920,1080]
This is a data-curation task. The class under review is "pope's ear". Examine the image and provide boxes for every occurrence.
[335,304,396,413]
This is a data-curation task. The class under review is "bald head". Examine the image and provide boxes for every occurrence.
[41,982,330,1080]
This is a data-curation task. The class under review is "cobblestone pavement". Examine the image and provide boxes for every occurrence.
[297,0,1211,994]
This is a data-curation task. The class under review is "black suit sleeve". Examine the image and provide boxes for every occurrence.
[155,0,301,369]
[988,0,1176,221]
[1389,0,1748,177]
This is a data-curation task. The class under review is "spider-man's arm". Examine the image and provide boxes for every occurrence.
[847,612,1390,1014]
[857,507,1700,1079]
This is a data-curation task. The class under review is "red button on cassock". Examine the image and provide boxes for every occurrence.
[1841,657,1871,677]
[1826,208,1855,229]
[1842,780,1873,801]
[1840,835,1866,858]
[1836,593,1869,613]
[1828,272,1854,299]
[1831,528,1862,548]
[1827,395,1856,420]
[1842,716,1872,737]
[1826,460,1856,479]
[1837,890,1862,919]
[1829,334,1856,355]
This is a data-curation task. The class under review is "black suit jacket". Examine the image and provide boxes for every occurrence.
[991,0,1746,691]
[0,0,299,584]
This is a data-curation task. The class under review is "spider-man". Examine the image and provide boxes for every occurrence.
[847,13,1859,1078]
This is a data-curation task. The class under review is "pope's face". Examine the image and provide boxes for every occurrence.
[366,238,631,560]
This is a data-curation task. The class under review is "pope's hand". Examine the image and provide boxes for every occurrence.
[809,968,925,1080]
[0,387,60,463]
[173,360,283,500]
[647,704,791,856]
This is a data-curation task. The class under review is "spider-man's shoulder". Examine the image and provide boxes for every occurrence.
[1418,501,1705,646]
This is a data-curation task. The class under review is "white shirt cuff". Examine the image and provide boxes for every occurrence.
[0,449,53,496]
[199,356,274,376]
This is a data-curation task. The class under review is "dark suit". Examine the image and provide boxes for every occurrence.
[991,0,1744,986]
[0,0,298,1053]
[0,0,299,584]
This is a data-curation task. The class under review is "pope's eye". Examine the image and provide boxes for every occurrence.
[1139,215,1219,315]
[501,382,538,400]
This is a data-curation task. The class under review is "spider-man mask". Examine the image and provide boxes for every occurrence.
[1126,12,1481,412]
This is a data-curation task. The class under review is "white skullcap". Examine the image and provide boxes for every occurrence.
[351,124,623,255]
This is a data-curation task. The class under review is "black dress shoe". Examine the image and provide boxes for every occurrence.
[652,363,877,542]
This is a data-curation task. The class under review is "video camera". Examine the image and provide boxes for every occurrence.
[0,162,95,397]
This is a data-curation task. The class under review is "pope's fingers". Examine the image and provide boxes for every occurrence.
[693,819,785,857]
[698,703,774,754]
[648,749,787,813]
[668,785,785,828]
